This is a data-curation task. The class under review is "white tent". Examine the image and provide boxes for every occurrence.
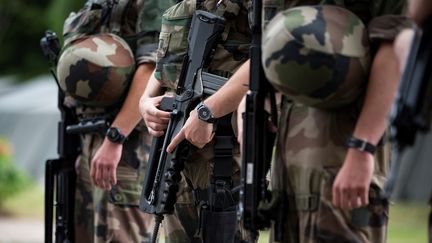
[0,75,59,184]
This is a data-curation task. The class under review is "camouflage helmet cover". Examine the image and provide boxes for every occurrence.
[57,33,135,107]
[262,5,371,109]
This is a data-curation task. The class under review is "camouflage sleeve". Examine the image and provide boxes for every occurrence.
[135,0,177,65]
[154,0,195,90]
[368,0,412,42]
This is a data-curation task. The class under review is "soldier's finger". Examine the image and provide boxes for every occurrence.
[101,166,110,190]
[340,188,350,209]
[110,166,117,186]
[148,127,164,137]
[332,184,341,208]
[167,130,185,153]
[146,114,170,125]
[350,194,361,209]
[151,107,171,120]
[148,121,168,131]
[95,164,103,187]
[359,187,368,206]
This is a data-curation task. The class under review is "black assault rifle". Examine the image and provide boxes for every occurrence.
[41,30,79,243]
[139,11,227,243]
[41,30,110,243]
[239,0,284,242]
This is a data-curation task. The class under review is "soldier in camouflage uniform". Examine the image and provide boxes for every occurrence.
[56,0,176,242]
[260,2,410,241]
[166,1,410,243]
[139,0,252,242]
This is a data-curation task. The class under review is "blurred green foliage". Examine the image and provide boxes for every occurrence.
[0,138,30,207]
[0,0,85,80]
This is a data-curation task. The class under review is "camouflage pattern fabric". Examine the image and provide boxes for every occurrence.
[262,5,370,109]
[57,33,135,107]
[154,1,253,242]
[260,1,408,243]
[75,124,154,243]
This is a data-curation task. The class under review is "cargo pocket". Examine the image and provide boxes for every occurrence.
[353,184,389,228]
[109,163,142,206]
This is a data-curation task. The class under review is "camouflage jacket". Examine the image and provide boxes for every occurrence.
[155,0,252,91]
[63,0,177,65]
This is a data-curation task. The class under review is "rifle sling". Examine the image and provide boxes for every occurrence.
[193,114,235,211]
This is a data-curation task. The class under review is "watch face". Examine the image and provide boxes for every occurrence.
[107,128,120,141]
[198,106,211,120]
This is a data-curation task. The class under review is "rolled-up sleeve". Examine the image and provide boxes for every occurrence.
[368,0,412,43]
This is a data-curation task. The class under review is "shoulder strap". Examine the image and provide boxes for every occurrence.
[110,0,130,35]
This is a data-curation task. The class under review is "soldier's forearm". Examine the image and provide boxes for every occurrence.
[204,59,250,118]
[111,63,155,136]
[352,41,400,145]
[142,69,165,99]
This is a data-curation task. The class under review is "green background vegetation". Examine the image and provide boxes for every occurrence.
[0,138,30,210]
[0,0,85,80]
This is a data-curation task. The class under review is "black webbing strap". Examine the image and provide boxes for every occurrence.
[213,114,234,182]
[193,113,235,211]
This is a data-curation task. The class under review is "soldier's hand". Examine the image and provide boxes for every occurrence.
[139,95,170,137]
[90,138,122,191]
[332,149,374,210]
[167,109,214,153]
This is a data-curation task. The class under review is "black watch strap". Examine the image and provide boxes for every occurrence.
[345,136,377,155]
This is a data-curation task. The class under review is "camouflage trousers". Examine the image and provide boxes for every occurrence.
[269,101,390,243]
[162,141,252,243]
[75,130,154,243]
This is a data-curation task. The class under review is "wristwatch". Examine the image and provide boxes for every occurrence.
[345,136,377,155]
[196,101,216,123]
[106,127,127,144]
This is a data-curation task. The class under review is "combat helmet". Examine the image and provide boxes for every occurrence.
[57,33,135,107]
[262,5,370,109]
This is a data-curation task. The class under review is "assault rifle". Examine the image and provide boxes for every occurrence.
[239,0,284,241]
[139,10,227,243]
[41,30,79,243]
[41,31,110,243]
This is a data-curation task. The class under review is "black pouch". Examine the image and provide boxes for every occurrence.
[200,207,238,243]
